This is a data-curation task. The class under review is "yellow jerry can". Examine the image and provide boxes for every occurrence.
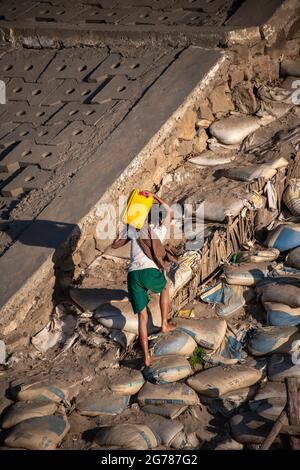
[122,189,154,229]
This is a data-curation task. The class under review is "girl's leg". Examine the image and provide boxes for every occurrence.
[160,284,176,333]
[138,307,152,366]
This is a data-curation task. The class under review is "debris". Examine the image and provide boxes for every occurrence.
[4,414,70,450]
[94,424,160,450]
[31,306,77,353]
[187,364,262,398]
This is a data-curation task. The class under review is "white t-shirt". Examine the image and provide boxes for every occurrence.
[126,224,167,272]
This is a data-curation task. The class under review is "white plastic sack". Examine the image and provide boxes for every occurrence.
[283,179,300,215]
[226,164,277,182]
[150,330,197,358]
[188,150,235,167]
[31,307,77,353]
[144,355,192,384]
[168,252,200,298]
[109,369,145,395]
[224,262,270,286]
[215,284,245,318]
[210,116,260,145]
[238,248,279,263]
[138,382,199,406]
[1,400,57,429]
[95,424,160,450]
[77,391,129,416]
[4,414,70,450]
[187,365,262,398]
[175,318,227,350]
[95,296,161,334]
[264,302,300,327]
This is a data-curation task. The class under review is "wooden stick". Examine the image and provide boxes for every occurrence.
[260,410,288,450]
[287,377,300,450]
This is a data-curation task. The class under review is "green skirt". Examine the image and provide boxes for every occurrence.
[127,268,166,313]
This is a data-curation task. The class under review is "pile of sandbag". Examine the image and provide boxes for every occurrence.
[1,379,79,450]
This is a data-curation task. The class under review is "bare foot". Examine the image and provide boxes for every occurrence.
[161,322,176,334]
[144,352,152,367]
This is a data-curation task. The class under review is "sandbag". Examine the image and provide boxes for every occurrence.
[175,318,227,350]
[144,355,192,384]
[4,414,70,450]
[268,353,300,381]
[95,296,161,334]
[215,284,245,318]
[168,252,200,298]
[225,164,277,182]
[95,424,160,450]
[247,325,300,356]
[138,382,199,406]
[203,196,244,222]
[186,365,262,398]
[224,262,270,286]
[283,179,300,215]
[257,282,300,308]
[264,302,300,327]
[250,382,287,419]
[237,248,280,263]
[230,412,274,444]
[70,287,128,311]
[77,392,129,416]
[209,116,260,145]
[109,329,136,349]
[281,59,300,77]
[266,223,300,252]
[1,400,58,429]
[150,330,197,358]
[188,150,235,167]
[145,414,185,448]
[109,369,145,395]
[142,404,188,419]
[15,380,80,404]
[286,246,300,269]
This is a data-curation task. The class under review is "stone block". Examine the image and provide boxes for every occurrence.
[52,122,94,144]
[208,83,235,115]
[7,78,62,106]
[47,102,113,126]
[0,49,55,82]
[91,75,141,103]
[1,166,51,197]
[228,67,245,89]
[232,81,259,114]
[88,53,153,81]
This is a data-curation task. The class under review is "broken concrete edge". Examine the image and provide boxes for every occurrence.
[259,0,300,46]
[0,47,226,342]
